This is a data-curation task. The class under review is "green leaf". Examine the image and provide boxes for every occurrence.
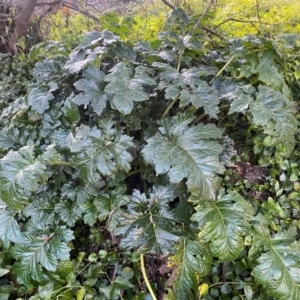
[76,30,118,50]
[0,146,46,210]
[221,135,237,167]
[56,260,74,280]
[33,58,63,80]
[179,82,220,119]
[121,267,134,280]
[159,50,175,62]
[252,228,300,300]
[256,50,285,89]
[11,242,53,285]
[173,240,213,300]
[61,96,81,126]
[104,63,156,115]
[228,84,297,156]
[0,127,34,150]
[191,190,254,261]
[0,268,10,277]
[250,86,297,156]
[100,285,121,299]
[142,114,225,199]
[114,276,135,289]
[173,68,203,89]
[244,285,253,300]
[83,201,98,227]
[0,210,25,247]
[159,66,181,82]
[69,120,134,182]
[165,85,180,99]
[158,66,219,118]
[73,67,108,115]
[227,85,255,114]
[11,232,72,285]
[54,226,75,243]
[24,194,57,226]
[28,83,58,114]
[37,282,54,299]
[40,104,63,138]
[94,185,130,222]
[54,200,84,226]
[63,49,94,74]
[60,183,89,203]
[116,186,183,256]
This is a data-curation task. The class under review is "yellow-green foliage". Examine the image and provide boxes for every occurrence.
[42,5,165,44]
[42,10,96,47]
[127,0,300,38]
[131,13,166,42]
[210,0,300,37]
[41,0,300,44]
[107,1,167,42]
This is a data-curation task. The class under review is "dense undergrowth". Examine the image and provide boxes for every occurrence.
[1,8,300,300]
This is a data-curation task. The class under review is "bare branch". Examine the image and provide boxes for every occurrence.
[63,3,99,22]
[201,25,226,40]
[191,0,214,35]
[161,0,176,10]
[213,17,281,29]
[35,0,61,6]
[255,0,261,24]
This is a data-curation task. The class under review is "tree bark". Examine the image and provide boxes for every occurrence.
[2,0,37,53]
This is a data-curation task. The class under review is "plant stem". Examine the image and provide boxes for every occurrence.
[208,281,253,289]
[177,50,183,72]
[216,55,236,76]
[127,169,141,177]
[140,254,157,300]
[161,96,179,119]
[190,113,206,125]
[143,178,149,198]
[49,161,71,166]
[160,47,183,120]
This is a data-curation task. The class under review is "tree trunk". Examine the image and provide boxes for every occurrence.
[2,0,37,54]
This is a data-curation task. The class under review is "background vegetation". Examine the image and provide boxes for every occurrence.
[1,1,300,300]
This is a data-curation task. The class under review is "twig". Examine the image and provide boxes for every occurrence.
[35,0,61,6]
[161,0,176,10]
[213,17,280,29]
[202,24,226,39]
[256,0,261,24]
[63,4,99,22]
[191,0,214,35]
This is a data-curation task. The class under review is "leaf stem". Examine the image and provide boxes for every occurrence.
[127,169,141,177]
[143,178,149,198]
[216,55,236,77]
[177,50,183,72]
[190,113,206,126]
[161,96,179,119]
[208,281,253,289]
[49,161,71,166]
[140,254,157,300]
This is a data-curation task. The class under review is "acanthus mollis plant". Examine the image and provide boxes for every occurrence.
[0,8,299,300]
